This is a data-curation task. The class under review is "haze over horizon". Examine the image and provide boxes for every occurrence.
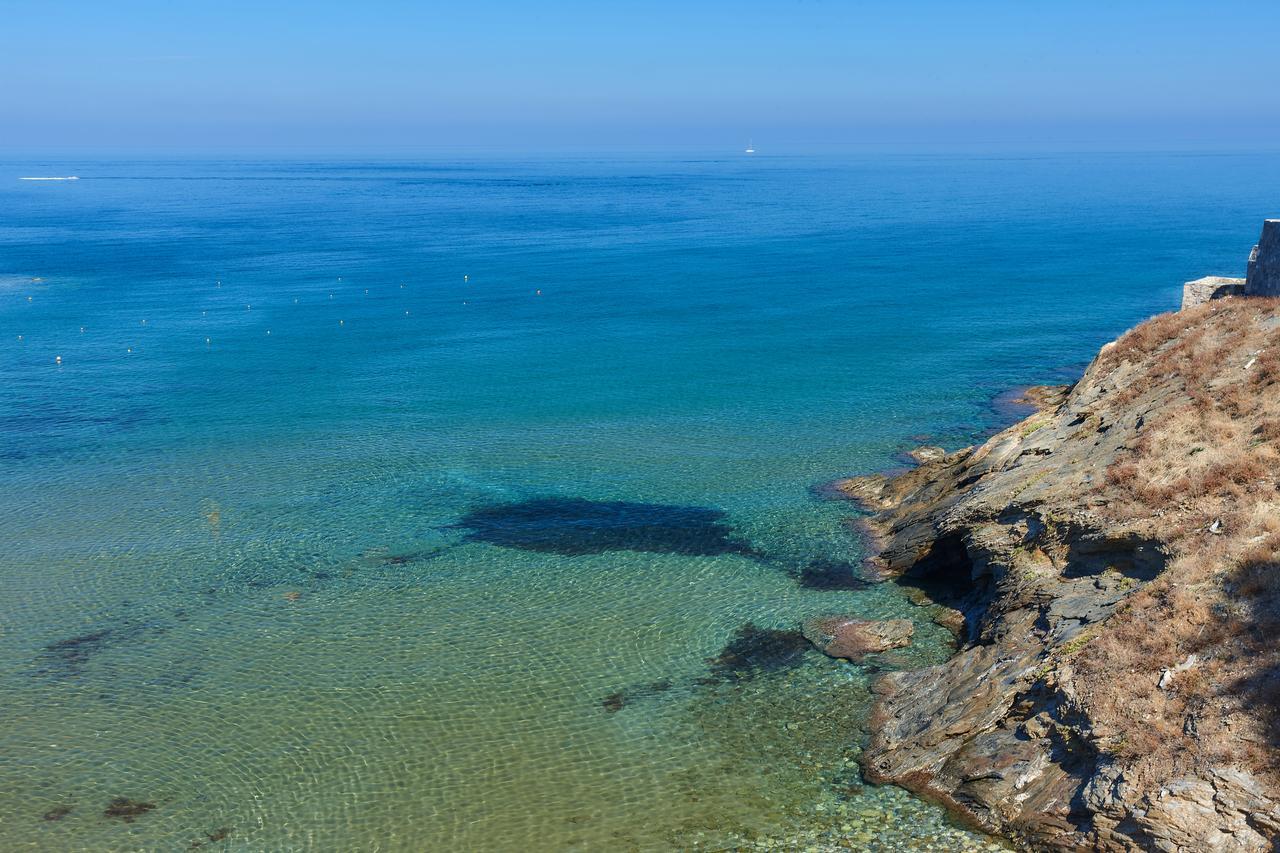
[3,0,1279,155]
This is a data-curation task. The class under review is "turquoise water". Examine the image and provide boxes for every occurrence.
[2,152,1278,850]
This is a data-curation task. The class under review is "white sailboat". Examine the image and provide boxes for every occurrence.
[745,139,755,154]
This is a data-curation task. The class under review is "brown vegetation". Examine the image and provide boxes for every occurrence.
[855,297,1280,848]
[1075,298,1280,789]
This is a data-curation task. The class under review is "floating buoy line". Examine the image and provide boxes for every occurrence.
[14,272,532,365]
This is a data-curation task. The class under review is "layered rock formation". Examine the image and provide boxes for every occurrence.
[842,299,1280,850]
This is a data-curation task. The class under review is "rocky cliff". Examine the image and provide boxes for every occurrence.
[842,298,1280,850]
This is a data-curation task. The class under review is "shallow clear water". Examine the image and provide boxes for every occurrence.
[2,151,1277,850]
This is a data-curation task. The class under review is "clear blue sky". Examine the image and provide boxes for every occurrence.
[3,0,1278,153]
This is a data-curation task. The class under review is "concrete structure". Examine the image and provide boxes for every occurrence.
[1181,219,1280,309]
[1181,276,1245,310]
[1246,219,1280,296]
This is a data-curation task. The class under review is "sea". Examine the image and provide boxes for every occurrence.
[2,150,1277,851]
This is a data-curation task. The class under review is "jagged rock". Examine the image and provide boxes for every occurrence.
[801,615,913,660]
[833,474,894,510]
[931,606,967,637]
[846,301,1280,850]
[1126,768,1280,852]
[1018,384,1072,411]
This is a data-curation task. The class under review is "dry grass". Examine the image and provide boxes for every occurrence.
[1067,298,1280,788]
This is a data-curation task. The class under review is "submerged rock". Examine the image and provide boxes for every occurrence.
[907,446,947,465]
[801,616,913,661]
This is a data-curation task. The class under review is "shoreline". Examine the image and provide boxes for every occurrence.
[817,383,1072,585]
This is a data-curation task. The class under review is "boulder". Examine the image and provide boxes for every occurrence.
[802,615,914,660]
[908,446,947,464]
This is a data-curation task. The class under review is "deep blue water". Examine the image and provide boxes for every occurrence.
[1,152,1277,850]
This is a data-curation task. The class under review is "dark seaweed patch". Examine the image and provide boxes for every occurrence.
[103,797,155,822]
[35,618,170,679]
[190,827,232,848]
[453,498,750,556]
[797,559,873,591]
[705,622,810,681]
[376,551,442,567]
[145,663,201,691]
[37,630,114,677]
[362,547,451,569]
[42,805,73,822]
[600,679,674,714]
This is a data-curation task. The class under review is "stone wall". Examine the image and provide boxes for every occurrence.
[1181,276,1245,310]
[1180,219,1280,309]
[1246,219,1280,297]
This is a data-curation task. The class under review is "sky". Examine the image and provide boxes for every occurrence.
[2,0,1278,154]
